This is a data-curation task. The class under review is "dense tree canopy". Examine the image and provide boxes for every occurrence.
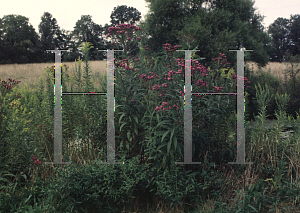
[137,0,273,68]
[0,14,39,63]
[72,15,107,60]
[289,14,300,57]
[268,18,291,62]
[110,5,141,26]
[0,3,299,64]
[38,12,64,62]
[267,15,300,62]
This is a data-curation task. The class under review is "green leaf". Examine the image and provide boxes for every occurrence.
[127,131,131,143]
[156,120,170,129]
[174,136,178,152]
[133,123,138,135]
[167,138,172,155]
[133,116,138,125]
[23,194,32,205]
[118,113,126,124]
[247,204,258,212]
[161,130,170,143]
[162,155,166,166]
[170,126,175,142]
[157,143,167,150]
[120,122,127,132]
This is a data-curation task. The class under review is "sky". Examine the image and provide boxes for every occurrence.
[0,0,299,34]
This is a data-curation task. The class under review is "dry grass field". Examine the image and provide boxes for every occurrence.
[0,60,108,93]
[0,60,299,94]
[245,61,300,84]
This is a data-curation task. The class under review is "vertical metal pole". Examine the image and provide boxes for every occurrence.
[228,48,253,165]
[98,50,123,165]
[175,50,201,165]
[45,49,71,165]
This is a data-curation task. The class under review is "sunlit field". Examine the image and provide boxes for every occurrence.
[245,61,300,83]
[1,60,298,94]
[0,60,108,93]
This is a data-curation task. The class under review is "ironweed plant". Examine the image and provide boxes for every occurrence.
[107,24,251,173]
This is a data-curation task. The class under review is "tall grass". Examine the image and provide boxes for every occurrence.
[0,60,107,93]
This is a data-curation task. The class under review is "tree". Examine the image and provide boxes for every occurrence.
[288,14,300,57]
[137,0,198,56]
[38,12,64,62]
[0,14,39,64]
[60,29,80,62]
[110,5,141,26]
[137,0,272,67]
[268,18,291,62]
[72,15,106,60]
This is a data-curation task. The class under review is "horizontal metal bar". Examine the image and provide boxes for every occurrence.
[60,92,238,95]
[192,93,237,95]
[229,50,253,51]
[176,50,201,51]
[61,93,107,95]
[99,50,124,52]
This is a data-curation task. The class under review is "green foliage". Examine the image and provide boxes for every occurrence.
[244,66,285,121]
[79,42,95,93]
[0,14,39,64]
[38,12,64,62]
[110,5,141,26]
[288,14,300,56]
[268,18,291,62]
[139,0,272,68]
[1,24,300,212]
[72,15,106,61]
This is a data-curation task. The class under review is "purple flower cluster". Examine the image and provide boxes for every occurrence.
[31,155,42,165]
[115,58,136,71]
[163,43,180,53]
[106,23,142,38]
[106,23,143,53]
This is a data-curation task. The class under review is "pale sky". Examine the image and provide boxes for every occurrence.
[0,0,299,34]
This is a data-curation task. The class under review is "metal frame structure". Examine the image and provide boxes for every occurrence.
[45,48,253,166]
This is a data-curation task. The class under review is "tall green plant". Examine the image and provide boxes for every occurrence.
[79,42,95,93]
[0,78,22,165]
[70,56,83,91]
[108,23,251,174]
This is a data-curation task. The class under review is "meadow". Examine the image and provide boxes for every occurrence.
[1,60,298,93]
[1,43,300,212]
[0,60,108,93]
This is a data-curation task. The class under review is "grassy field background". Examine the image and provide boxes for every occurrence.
[0,60,108,93]
[0,60,299,94]
[245,61,300,83]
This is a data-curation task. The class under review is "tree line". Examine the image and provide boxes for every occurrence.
[0,5,141,64]
[0,0,299,66]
